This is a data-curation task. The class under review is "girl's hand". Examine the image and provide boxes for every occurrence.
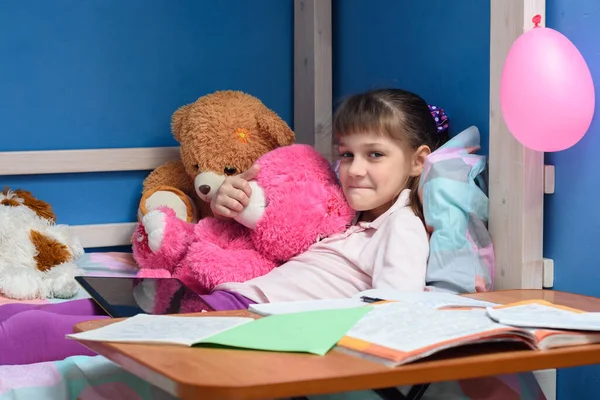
[210,164,260,219]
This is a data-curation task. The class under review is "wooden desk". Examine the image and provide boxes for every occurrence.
[73,289,600,400]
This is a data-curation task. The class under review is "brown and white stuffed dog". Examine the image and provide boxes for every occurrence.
[0,188,83,299]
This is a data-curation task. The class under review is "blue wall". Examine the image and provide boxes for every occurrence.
[0,0,292,230]
[2,0,489,233]
[545,0,600,398]
[333,0,490,153]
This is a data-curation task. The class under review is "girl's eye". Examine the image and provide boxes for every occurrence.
[339,152,353,158]
[369,152,384,158]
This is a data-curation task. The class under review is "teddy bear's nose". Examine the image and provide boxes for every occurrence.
[198,185,211,195]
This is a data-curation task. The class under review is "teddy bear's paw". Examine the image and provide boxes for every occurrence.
[137,268,172,278]
[140,188,197,223]
[133,207,195,268]
[142,210,168,253]
[0,273,47,300]
[44,262,81,299]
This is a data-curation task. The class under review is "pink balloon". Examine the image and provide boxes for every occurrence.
[500,26,595,152]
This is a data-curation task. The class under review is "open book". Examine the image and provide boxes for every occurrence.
[336,300,600,367]
[67,306,370,356]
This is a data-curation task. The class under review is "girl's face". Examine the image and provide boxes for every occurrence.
[337,131,428,220]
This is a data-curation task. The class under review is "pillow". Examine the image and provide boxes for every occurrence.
[419,126,495,294]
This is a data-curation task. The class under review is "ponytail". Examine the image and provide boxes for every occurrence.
[407,176,424,222]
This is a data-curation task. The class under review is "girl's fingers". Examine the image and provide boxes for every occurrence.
[240,164,260,181]
[234,188,250,207]
[231,177,252,198]
[213,204,237,219]
[226,197,244,212]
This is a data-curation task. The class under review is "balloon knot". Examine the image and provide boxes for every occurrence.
[532,14,542,27]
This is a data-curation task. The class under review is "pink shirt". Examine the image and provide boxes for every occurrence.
[214,189,429,303]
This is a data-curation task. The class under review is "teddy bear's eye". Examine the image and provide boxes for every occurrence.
[224,166,237,176]
[194,164,200,171]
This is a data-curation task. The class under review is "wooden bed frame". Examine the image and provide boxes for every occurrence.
[0,0,555,395]
[0,0,549,290]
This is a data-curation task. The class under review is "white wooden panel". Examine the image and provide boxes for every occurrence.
[534,369,556,400]
[294,0,333,160]
[489,0,545,290]
[490,2,555,398]
[69,222,137,248]
[543,258,555,288]
[0,147,180,175]
[544,165,555,194]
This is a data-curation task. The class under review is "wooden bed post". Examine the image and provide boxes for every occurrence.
[490,4,555,395]
[489,0,546,290]
[293,0,333,161]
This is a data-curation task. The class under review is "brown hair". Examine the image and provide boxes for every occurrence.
[332,88,449,221]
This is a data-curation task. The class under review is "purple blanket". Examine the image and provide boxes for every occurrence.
[0,291,254,365]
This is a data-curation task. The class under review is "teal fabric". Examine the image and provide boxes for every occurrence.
[420,126,494,294]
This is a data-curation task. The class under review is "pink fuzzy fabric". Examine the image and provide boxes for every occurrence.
[173,218,277,294]
[132,144,354,294]
[132,207,195,271]
[252,144,355,262]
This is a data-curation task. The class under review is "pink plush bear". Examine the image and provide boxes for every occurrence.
[132,144,355,294]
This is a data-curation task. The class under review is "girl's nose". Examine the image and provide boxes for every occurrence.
[348,159,366,177]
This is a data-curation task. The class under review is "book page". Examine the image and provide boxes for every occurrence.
[67,314,253,346]
[487,302,600,331]
[353,289,498,309]
[340,303,520,363]
[535,329,600,350]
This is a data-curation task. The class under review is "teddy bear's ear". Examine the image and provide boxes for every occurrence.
[13,189,56,222]
[171,104,192,142]
[256,109,295,148]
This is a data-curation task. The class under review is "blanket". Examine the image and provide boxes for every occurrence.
[0,355,175,400]
[0,252,175,399]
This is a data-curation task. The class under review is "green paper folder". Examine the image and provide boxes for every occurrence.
[199,307,371,355]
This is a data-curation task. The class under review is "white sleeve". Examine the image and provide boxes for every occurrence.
[370,210,429,291]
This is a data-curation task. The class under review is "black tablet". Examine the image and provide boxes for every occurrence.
[74,276,212,318]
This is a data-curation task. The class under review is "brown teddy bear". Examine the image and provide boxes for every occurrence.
[137,90,295,223]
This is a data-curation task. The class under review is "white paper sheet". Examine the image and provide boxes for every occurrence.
[248,298,365,316]
[353,289,499,309]
[486,303,600,331]
[67,314,253,346]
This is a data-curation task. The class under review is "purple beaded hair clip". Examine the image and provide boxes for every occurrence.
[428,104,449,134]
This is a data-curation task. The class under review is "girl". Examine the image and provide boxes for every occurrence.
[204,87,445,308]
[0,88,446,364]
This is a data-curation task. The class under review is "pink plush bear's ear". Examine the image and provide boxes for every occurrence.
[250,145,355,262]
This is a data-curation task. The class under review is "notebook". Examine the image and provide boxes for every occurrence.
[351,289,499,309]
[336,300,600,367]
[67,306,370,356]
[248,291,498,316]
[248,298,366,316]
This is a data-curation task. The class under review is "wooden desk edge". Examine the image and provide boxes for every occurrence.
[72,289,600,400]
[74,339,600,400]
